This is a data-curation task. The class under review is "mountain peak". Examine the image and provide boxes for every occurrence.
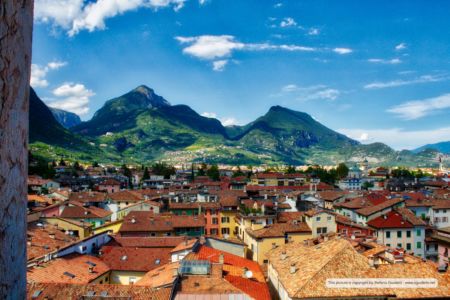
[131,85,171,107]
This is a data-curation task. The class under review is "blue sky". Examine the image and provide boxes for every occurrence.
[32,0,450,150]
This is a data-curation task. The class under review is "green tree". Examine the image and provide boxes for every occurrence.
[362,181,374,190]
[336,163,349,179]
[142,167,150,180]
[92,161,99,168]
[232,166,245,178]
[151,162,176,179]
[58,158,66,166]
[197,163,207,176]
[207,164,220,181]
[286,165,296,174]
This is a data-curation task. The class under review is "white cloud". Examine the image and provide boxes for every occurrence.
[339,127,450,150]
[395,42,407,51]
[175,35,316,62]
[201,112,240,126]
[280,17,297,28]
[198,0,208,5]
[175,35,244,60]
[367,58,402,65]
[387,93,450,120]
[30,61,67,88]
[333,47,352,55]
[307,28,320,35]
[34,0,186,36]
[278,84,340,101]
[364,74,448,89]
[212,60,228,71]
[274,2,283,8]
[47,83,95,115]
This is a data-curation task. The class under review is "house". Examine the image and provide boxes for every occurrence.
[98,245,172,285]
[44,217,93,239]
[353,197,405,225]
[335,214,374,238]
[218,192,241,238]
[431,226,450,269]
[430,200,450,228]
[250,172,306,187]
[338,165,362,190]
[169,202,221,236]
[27,254,111,285]
[60,202,112,228]
[367,208,426,257]
[69,191,107,208]
[204,236,246,258]
[245,221,312,264]
[177,244,271,300]
[27,221,78,262]
[236,211,276,244]
[98,179,121,193]
[315,190,346,210]
[118,211,206,237]
[302,209,337,237]
[27,282,172,299]
[267,237,450,300]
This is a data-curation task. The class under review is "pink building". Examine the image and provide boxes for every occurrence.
[98,179,121,193]
[433,227,450,268]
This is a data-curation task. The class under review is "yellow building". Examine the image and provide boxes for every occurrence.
[109,270,146,285]
[303,209,337,238]
[236,213,277,245]
[219,209,238,238]
[44,217,92,239]
[250,173,307,186]
[245,222,312,264]
[93,219,123,235]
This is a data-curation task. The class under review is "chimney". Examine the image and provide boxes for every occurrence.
[324,235,329,242]
[173,266,179,277]
[242,267,249,278]
[219,253,224,264]
[49,233,56,239]
[280,251,287,260]
[131,218,136,224]
[368,256,375,267]
[289,263,297,274]
[88,266,94,273]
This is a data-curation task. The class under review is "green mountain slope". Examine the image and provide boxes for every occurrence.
[29,85,444,166]
[49,107,81,128]
[414,141,450,154]
[29,87,117,162]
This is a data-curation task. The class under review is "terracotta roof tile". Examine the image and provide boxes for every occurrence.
[99,246,171,272]
[27,254,110,284]
[246,222,311,239]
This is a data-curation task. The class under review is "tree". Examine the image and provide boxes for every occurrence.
[0,1,33,298]
[121,164,133,188]
[142,167,150,180]
[232,166,245,178]
[92,161,99,168]
[151,162,176,179]
[286,165,296,174]
[336,163,349,179]
[73,161,83,171]
[362,181,374,190]
[197,163,207,176]
[58,158,67,166]
[207,164,220,181]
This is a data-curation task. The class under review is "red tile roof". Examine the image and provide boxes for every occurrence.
[27,254,110,284]
[27,282,172,300]
[69,192,106,203]
[224,274,271,300]
[60,204,112,219]
[367,210,417,229]
[110,235,188,248]
[107,190,144,202]
[355,198,404,216]
[119,211,205,233]
[99,246,171,272]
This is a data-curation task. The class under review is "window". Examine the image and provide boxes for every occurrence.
[386,243,391,247]
[212,218,218,225]
[416,242,422,249]
[406,243,411,250]
[386,231,391,238]
[221,217,230,223]
[406,231,411,238]
[397,231,402,238]
[263,259,268,263]
[327,216,332,221]
[210,229,218,235]
[129,277,137,284]
[443,217,449,223]
[444,248,449,257]
[416,229,422,236]
[316,217,321,222]
[317,227,327,234]
[397,243,402,248]
[221,228,230,235]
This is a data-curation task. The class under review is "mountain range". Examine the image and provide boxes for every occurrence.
[29,85,444,166]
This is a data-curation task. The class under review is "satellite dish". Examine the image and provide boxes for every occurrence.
[244,270,253,278]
